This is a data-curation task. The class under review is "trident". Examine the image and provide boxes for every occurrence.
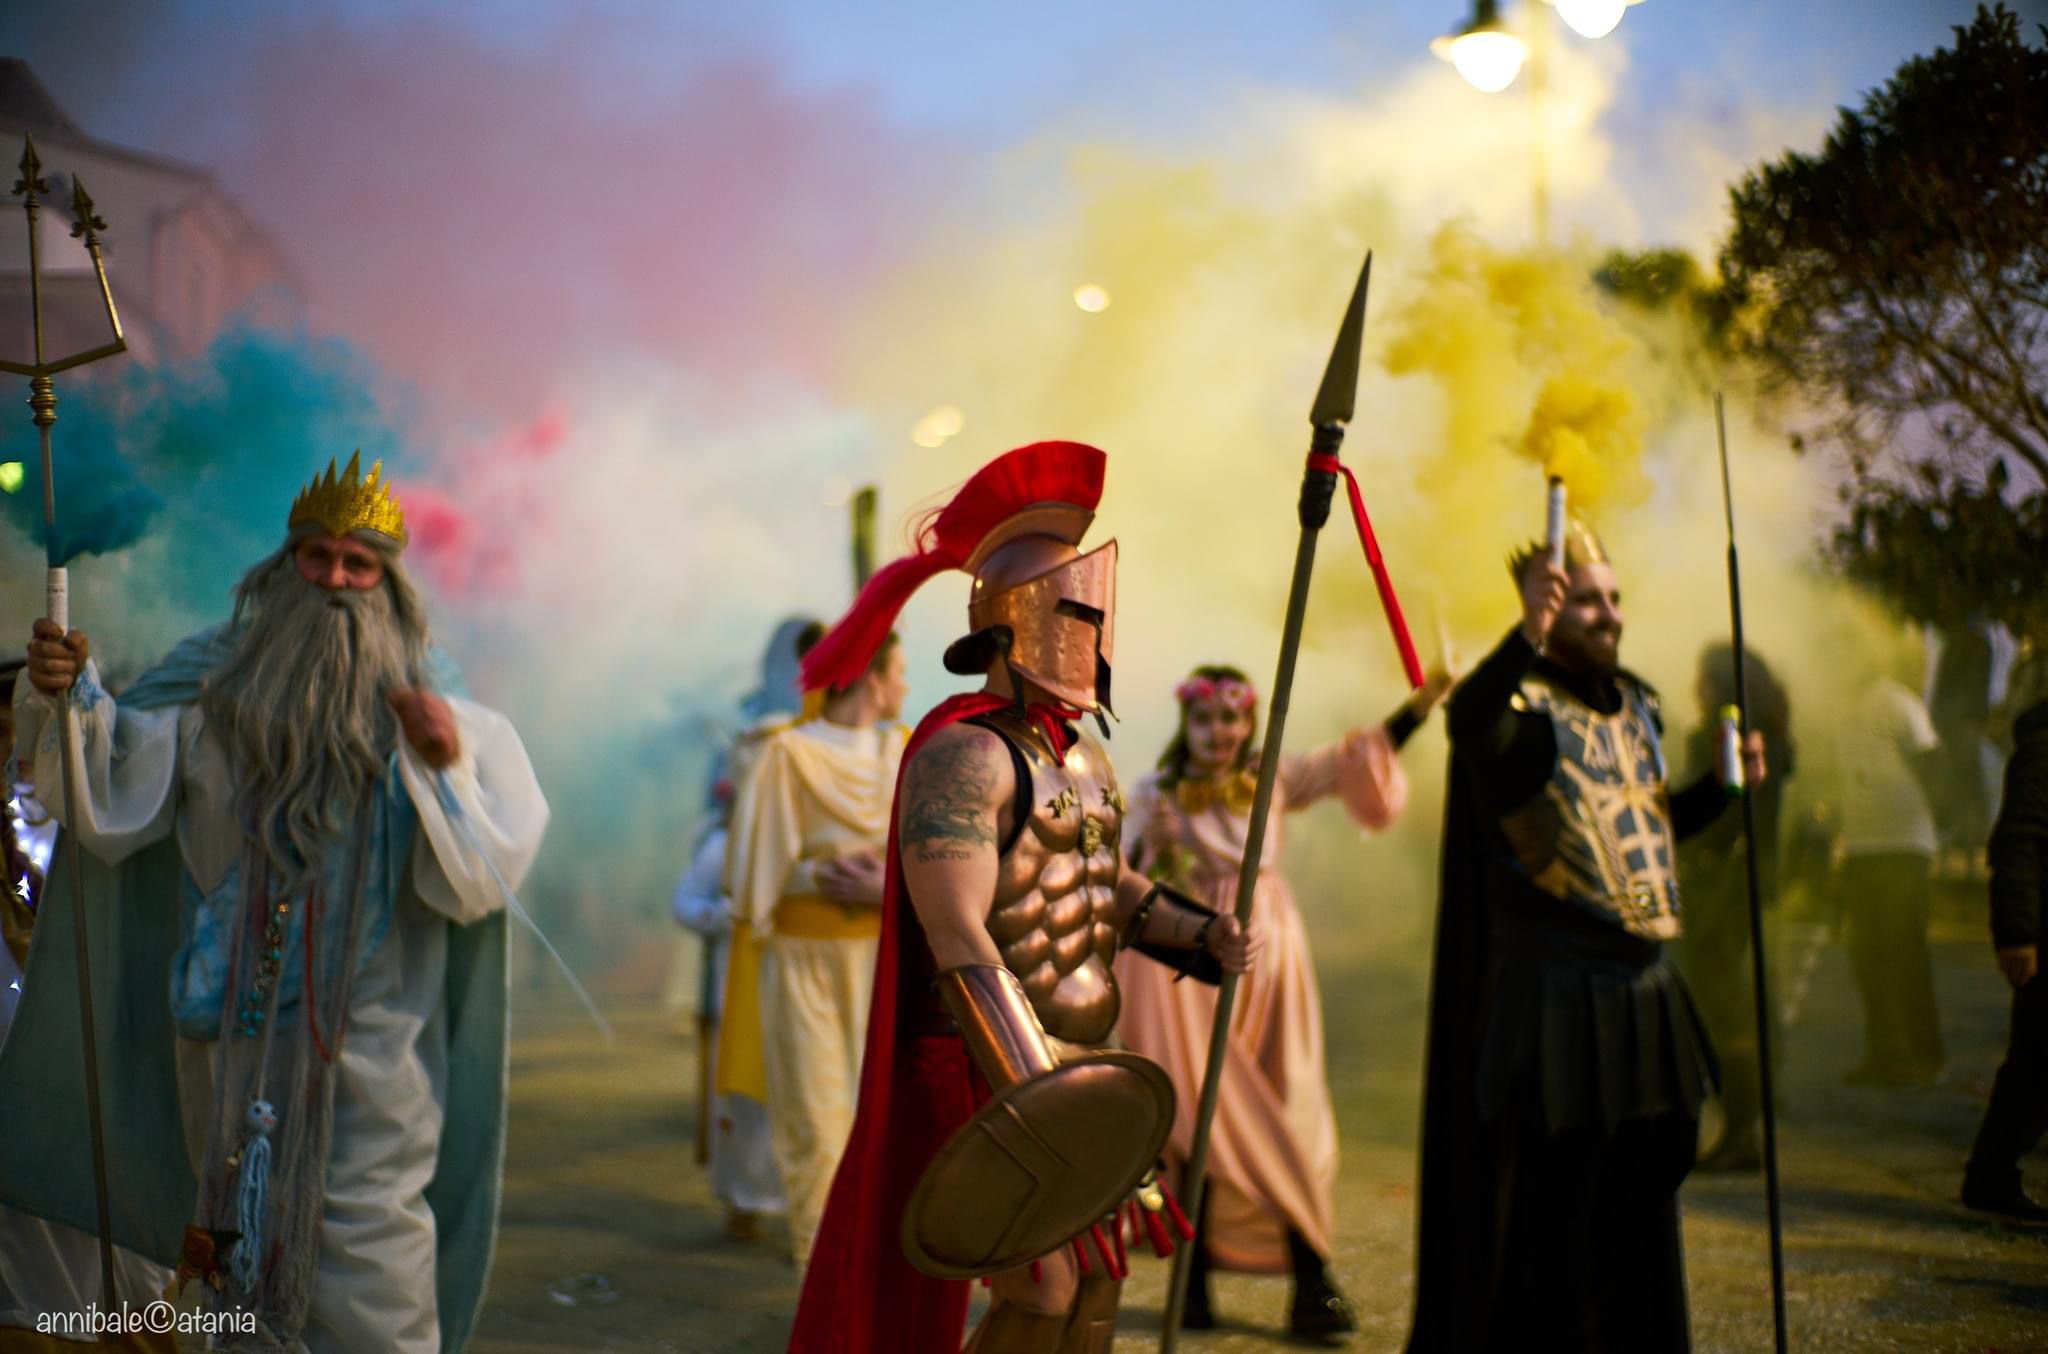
[3,134,128,1311]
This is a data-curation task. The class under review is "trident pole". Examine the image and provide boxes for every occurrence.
[3,136,129,1313]
[1159,252,1375,1351]
[1714,392,1790,1354]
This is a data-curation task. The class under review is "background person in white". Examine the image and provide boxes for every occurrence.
[1837,618,1947,1086]
[724,634,907,1268]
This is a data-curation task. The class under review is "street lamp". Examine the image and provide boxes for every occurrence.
[1432,0,1646,91]
[1432,0,1648,244]
[1551,0,1646,41]
[1430,0,1526,93]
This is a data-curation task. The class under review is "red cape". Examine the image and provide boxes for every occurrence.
[787,692,1076,1353]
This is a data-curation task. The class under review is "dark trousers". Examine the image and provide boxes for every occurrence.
[1841,852,1946,1074]
[1966,974,2048,1188]
[1494,1110,1698,1353]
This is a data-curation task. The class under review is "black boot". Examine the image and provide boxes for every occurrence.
[1286,1229,1356,1344]
[1962,1168,2048,1224]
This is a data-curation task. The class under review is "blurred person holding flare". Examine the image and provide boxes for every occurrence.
[1410,499,1767,1352]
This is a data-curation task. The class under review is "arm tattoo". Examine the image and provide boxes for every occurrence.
[902,733,1000,851]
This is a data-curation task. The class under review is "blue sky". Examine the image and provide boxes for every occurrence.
[9,1,2042,155]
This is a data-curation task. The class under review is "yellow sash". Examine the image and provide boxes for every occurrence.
[770,893,883,940]
[713,896,881,1102]
[713,921,769,1101]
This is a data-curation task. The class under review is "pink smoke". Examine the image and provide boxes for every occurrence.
[397,406,571,597]
[121,12,939,421]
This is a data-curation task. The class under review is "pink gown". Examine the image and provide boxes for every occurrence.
[1114,727,1406,1270]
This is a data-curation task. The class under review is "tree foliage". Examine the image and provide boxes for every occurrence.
[1718,5,2048,636]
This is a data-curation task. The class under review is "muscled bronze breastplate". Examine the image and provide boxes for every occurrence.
[972,711,1126,1046]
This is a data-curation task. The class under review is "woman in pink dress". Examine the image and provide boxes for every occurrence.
[1117,663,1448,1341]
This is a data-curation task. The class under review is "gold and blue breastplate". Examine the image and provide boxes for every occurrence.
[1500,675,1682,940]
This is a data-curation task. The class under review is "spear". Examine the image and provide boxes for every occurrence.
[1714,392,1789,1353]
[2,135,129,1313]
[851,485,878,588]
[1160,250,1419,1349]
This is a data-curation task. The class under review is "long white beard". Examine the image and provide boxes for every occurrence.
[201,553,430,891]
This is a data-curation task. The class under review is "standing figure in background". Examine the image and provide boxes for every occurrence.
[1116,662,1448,1341]
[1837,620,1947,1086]
[1409,522,1765,1353]
[1962,650,2048,1221]
[724,630,908,1268]
[0,657,179,1339]
[1676,644,1794,1171]
[1,657,42,1027]
[686,617,819,1243]
[673,770,787,1239]
[0,455,548,1352]
[1929,623,1998,856]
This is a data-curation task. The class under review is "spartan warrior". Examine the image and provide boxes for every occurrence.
[785,440,1260,1354]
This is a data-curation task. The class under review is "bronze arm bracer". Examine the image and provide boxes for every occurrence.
[934,963,1062,1090]
[1119,880,1224,985]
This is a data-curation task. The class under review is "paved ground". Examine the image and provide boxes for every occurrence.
[472,923,2048,1353]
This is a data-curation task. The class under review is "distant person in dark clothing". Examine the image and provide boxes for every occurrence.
[1929,624,1998,851]
[1962,655,2048,1222]
[1677,645,1794,1171]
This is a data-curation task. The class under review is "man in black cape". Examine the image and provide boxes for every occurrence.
[1408,522,1766,1352]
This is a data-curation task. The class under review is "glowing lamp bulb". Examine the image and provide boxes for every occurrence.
[1444,30,1525,91]
[0,462,21,494]
[1072,283,1111,313]
[1554,0,1627,39]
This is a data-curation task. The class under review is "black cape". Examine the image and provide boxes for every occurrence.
[1407,752,1717,1352]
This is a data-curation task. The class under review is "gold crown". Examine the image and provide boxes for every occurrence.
[286,451,408,548]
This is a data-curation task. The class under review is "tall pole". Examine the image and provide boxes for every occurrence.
[851,486,878,589]
[1159,252,1375,1351]
[3,136,129,1314]
[1529,0,1553,246]
[1715,392,1790,1354]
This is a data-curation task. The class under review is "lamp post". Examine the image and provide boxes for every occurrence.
[1432,0,1647,244]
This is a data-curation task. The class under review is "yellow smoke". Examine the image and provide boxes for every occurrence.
[1382,223,1651,574]
[810,65,1875,970]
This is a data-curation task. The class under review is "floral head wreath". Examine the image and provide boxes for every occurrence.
[1174,674,1257,712]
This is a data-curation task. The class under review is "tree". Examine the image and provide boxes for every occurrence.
[1717,5,2048,637]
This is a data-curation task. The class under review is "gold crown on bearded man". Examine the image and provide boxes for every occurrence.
[287,451,408,548]
[1509,517,1608,579]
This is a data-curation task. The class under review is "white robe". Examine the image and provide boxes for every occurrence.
[12,662,547,1353]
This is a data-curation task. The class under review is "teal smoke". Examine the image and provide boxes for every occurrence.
[0,327,411,578]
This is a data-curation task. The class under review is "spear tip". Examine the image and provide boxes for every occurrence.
[68,173,108,240]
[1309,249,1373,429]
[13,135,47,200]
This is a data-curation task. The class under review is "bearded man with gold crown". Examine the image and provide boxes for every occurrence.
[0,454,548,1353]
[1408,521,1768,1353]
